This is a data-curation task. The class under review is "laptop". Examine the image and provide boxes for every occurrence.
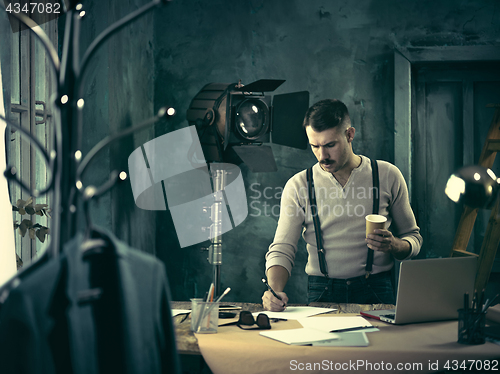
[361,257,477,324]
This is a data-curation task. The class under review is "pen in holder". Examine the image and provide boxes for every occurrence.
[457,308,486,345]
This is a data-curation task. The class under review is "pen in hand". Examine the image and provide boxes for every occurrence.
[262,278,285,307]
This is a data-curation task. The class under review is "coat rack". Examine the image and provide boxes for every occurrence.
[1,0,173,259]
[0,5,182,373]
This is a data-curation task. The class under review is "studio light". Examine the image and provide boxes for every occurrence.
[445,165,500,209]
[187,79,309,172]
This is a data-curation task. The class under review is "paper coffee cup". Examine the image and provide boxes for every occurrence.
[365,214,387,237]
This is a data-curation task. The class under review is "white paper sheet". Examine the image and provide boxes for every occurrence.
[298,316,379,333]
[311,332,370,347]
[260,328,339,345]
[171,309,191,317]
[254,306,336,320]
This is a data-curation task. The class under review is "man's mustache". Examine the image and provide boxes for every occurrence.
[320,160,333,165]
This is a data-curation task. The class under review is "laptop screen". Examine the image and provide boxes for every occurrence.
[393,257,477,324]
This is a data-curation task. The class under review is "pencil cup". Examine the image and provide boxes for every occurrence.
[191,299,219,334]
[190,298,204,332]
[457,308,486,345]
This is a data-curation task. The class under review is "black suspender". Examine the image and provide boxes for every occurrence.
[307,167,329,277]
[366,158,379,278]
[306,158,380,279]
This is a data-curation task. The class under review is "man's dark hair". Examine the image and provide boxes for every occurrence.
[302,99,351,132]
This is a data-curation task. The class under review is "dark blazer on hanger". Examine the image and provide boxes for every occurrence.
[0,228,180,374]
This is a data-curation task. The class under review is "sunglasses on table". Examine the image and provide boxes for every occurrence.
[222,311,287,330]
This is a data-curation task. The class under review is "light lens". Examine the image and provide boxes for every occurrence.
[235,99,269,140]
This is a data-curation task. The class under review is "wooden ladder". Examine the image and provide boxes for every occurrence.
[450,104,500,293]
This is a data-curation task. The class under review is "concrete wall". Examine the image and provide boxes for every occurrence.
[152,0,499,304]
[70,0,499,304]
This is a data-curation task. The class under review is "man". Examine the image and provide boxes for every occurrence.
[262,99,422,311]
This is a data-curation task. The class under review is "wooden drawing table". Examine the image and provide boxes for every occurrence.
[172,302,500,374]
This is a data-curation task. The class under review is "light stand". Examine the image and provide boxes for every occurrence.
[205,163,226,297]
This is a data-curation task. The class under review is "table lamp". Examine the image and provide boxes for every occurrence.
[445,165,500,209]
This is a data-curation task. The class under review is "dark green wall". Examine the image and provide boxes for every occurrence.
[68,0,500,304]
[71,0,157,253]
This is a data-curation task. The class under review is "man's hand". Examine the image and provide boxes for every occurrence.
[262,265,289,311]
[365,229,411,260]
[262,290,288,312]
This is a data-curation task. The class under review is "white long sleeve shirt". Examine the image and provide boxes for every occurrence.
[265,155,422,279]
